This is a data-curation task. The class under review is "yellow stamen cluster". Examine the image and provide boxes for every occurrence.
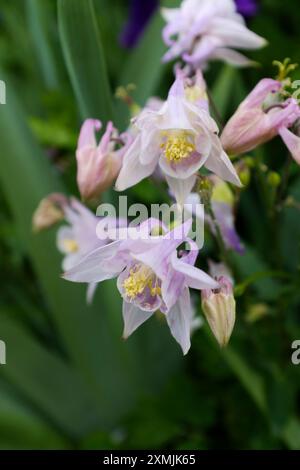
[162,133,195,163]
[123,265,160,299]
[63,239,79,253]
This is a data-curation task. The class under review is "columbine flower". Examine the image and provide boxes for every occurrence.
[63,218,219,354]
[161,0,266,68]
[57,198,125,303]
[116,71,241,205]
[221,78,300,163]
[76,119,131,202]
[201,276,236,347]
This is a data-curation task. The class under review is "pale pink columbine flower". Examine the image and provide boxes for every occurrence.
[116,72,241,205]
[57,198,126,303]
[63,218,219,354]
[221,79,300,163]
[76,119,131,202]
[161,0,266,69]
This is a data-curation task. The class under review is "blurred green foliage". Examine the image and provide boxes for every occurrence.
[0,0,300,450]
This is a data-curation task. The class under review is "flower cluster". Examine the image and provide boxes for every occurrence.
[33,0,300,355]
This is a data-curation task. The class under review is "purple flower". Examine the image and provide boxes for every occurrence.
[161,0,266,69]
[121,0,159,48]
[63,218,218,354]
[235,0,258,18]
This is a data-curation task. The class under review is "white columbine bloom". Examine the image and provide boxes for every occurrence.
[161,0,266,68]
[115,71,241,205]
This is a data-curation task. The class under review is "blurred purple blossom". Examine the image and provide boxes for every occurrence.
[120,0,158,48]
[235,0,258,18]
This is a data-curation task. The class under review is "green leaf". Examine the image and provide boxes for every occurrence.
[0,312,102,439]
[0,73,139,427]
[58,0,113,120]
[119,12,167,107]
[26,0,60,88]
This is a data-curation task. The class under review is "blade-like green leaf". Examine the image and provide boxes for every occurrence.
[0,312,102,439]
[0,74,139,426]
[58,0,113,120]
[26,0,60,88]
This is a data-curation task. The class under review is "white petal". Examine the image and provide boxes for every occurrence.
[166,288,192,355]
[122,302,154,339]
[115,134,158,191]
[62,241,123,283]
[171,252,219,290]
[205,135,242,187]
[166,174,197,206]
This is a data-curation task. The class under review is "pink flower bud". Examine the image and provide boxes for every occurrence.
[201,276,236,347]
[76,119,129,202]
[221,79,300,158]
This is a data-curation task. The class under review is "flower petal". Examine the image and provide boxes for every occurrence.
[122,301,154,339]
[62,241,124,283]
[166,174,197,206]
[166,287,192,355]
[205,135,242,187]
[171,252,219,290]
[279,127,300,165]
[77,119,101,150]
[115,134,158,191]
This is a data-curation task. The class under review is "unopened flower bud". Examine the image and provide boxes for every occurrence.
[32,193,66,232]
[201,276,236,347]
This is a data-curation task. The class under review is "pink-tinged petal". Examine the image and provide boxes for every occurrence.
[205,135,242,187]
[139,127,161,165]
[122,301,154,339]
[183,35,221,65]
[78,119,101,150]
[98,121,114,154]
[133,220,192,278]
[161,267,185,311]
[267,99,300,130]
[279,127,300,165]
[211,47,255,67]
[166,174,197,206]
[159,149,206,180]
[115,135,158,191]
[86,282,97,305]
[62,241,124,283]
[166,287,192,355]
[171,252,219,290]
[241,79,281,109]
[209,17,267,50]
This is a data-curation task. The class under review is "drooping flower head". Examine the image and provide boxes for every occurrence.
[63,218,219,354]
[161,0,266,69]
[221,77,300,163]
[116,71,241,205]
[76,119,131,202]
